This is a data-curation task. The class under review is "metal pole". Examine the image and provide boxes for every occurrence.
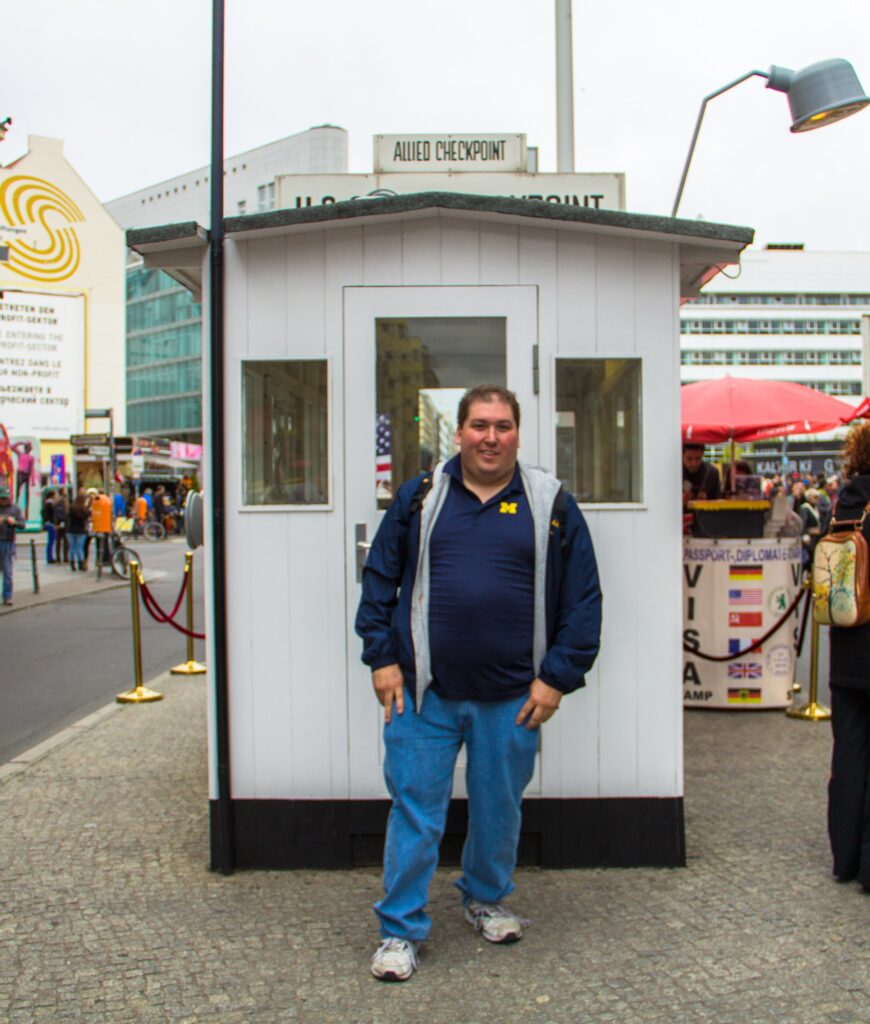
[172,550,206,675]
[672,70,769,217]
[210,0,235,874]
[787,582,831,721]
[30,538,39,594]
[555,0,575,172]
[117,561,163,703]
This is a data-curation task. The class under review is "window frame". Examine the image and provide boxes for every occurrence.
[552,353,647,510]
[238,354,333,513]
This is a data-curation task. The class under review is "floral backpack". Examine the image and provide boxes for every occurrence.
[812,499,870,627]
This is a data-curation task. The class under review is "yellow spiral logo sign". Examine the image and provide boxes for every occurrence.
[0,175,84,282]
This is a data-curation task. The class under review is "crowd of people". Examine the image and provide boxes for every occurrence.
[40,482,189,569]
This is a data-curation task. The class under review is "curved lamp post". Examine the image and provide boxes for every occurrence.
[672,58,870,217]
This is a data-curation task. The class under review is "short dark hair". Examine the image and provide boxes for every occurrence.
[456,385,520,429]
[682,442,705,453]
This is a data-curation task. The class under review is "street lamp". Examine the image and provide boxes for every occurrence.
[672,58,870,217]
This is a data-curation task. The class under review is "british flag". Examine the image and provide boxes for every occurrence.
[375,413,392,483]
[727,662,763,679]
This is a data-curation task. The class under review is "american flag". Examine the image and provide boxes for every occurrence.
[375,413,392,483]
[728,662,763,679]
[728,588,762,606]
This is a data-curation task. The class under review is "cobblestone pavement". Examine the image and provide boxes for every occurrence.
[0,675,866,1024]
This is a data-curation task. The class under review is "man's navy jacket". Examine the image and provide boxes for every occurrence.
[355,458,602,708]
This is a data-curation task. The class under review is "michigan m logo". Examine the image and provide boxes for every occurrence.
[499,501,518,514]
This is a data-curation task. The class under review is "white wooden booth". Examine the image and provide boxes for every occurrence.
[129,193,752,869]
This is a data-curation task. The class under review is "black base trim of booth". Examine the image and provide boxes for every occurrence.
[210,798,685,870]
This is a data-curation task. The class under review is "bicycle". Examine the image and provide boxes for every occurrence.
[137,517,166,542]
[108,521,142,579]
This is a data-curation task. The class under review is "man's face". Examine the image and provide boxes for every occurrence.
[455,399,519,485]
[683,449,703,472]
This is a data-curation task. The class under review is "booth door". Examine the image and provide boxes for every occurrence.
[344,285,541,799]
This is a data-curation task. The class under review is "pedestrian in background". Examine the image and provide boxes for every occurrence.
[43,489,57,564]
[0,483,26,606]
[67,494,90,572]
[827,421,870,894]
[54,491,69,564]
[90,488,113,568]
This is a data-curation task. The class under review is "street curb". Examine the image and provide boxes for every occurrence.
[0,670,174,783]
[0,568,168,616]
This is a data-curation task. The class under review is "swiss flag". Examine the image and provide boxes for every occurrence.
[729,611,762,628]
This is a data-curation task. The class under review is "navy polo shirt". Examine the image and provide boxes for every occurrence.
[428,456,535,702]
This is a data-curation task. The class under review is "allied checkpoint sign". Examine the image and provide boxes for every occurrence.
[0,291,85,439]
[683,538,802,709]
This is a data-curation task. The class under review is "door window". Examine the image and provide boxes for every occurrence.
[374,317,505,507]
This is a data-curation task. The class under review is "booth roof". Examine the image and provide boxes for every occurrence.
[127,191,754,301]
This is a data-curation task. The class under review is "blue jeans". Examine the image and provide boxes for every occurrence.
[376,687,539,941]
[68,532,87,565]
[0,541,14,601]
[46,523,56,562]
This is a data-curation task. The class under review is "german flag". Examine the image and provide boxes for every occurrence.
[727,688,762,703]
[729,565,762,581]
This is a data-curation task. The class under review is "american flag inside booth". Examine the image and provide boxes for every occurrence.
[376,413,392,484]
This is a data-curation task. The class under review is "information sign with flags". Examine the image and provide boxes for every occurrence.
[683,538,801,709]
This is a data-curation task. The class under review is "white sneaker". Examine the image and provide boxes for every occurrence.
[464,901,525,943]
[371,937,419,981]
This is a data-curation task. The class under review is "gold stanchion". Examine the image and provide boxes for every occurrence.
[171,550,206,675]
[117,561,163,704]
[787,580,831,721]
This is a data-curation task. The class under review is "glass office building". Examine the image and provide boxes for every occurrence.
[126,259,203,439]
[109,126,349,442]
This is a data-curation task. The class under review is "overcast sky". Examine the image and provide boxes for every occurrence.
[4,0,869,250]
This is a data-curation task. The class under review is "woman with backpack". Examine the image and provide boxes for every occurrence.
[827,420,870,893]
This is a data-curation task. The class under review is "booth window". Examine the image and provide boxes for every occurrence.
[374,317,506,509]
[555,357,642,503]
[242,359,328,506]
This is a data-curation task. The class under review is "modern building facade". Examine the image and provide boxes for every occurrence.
[107,126,348,440]
[0,135,125,521]
[680,245,870,399]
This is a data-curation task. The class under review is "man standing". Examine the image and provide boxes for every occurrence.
[0,484,26,606]
[90,488,113,569]
[682,443,721,505]
[356,385,602,982]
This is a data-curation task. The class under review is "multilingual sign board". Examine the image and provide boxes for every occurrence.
[683,537,802,709]
[374,134,527,173]
[276,173,625,213]
[0,291,85,439]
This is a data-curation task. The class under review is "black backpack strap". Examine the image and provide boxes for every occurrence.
[408,472,433,518]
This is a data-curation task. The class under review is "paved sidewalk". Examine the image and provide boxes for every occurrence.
[0,677,866,1023]
[0,534,166,614]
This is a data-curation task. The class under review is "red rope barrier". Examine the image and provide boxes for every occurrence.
[684,583,808,663]
[138,573,186,623]
[139,575,206,640]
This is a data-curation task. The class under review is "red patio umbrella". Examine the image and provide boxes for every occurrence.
[848,396,870,420]
[681,377,856,444]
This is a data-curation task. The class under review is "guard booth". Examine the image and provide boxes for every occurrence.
[128,193,752,869]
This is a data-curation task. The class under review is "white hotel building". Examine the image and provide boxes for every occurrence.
[680,245,870,401]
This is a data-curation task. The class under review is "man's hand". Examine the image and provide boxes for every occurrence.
[516,677,563,729]
[372,663,405,723]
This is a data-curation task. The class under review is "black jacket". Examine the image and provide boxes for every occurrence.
[828,475,870,691]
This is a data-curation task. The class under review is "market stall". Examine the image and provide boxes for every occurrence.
[681,377,855,710]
